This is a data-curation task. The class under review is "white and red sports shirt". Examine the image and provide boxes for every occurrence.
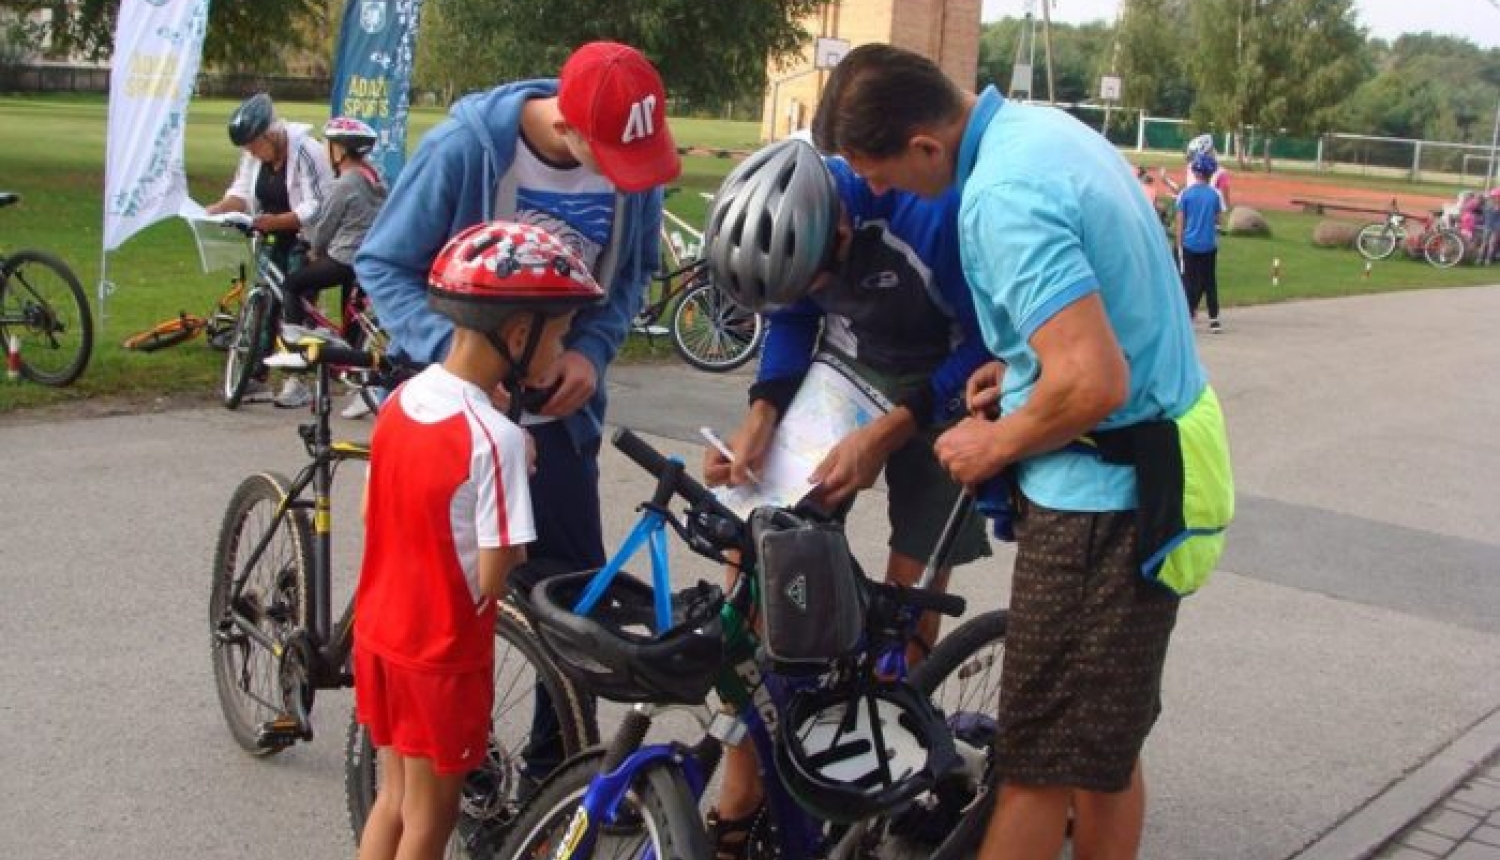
[356,365,535,673]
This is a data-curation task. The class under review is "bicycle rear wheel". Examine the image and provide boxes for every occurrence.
[209,471,313,756]
[1355,224,1398,261]
[345,599,599,858]
[834,609,1009,860]
[0,249,93,386]
[1423,229,1464,269]
[496,751,710,860]
[122,314,206,352]
[669,279,765,373]
[223,289,271,409]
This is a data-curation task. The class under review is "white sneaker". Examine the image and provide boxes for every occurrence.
[274,377,312,408]
[341,387,382,419]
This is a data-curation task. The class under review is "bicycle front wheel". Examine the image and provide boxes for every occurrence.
[1423,229,1465,269]
[0,249,93,386]
[210,471,313,756]
[122,315,206,352]
[223,289,271,409]
[670,279,765,373]
[835,609,1009,860]
[345,599,599,858]
[1355,224,1398,261]
[496,751,710,860]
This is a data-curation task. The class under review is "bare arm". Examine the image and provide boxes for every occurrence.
[934,294,1128,486]
[478,544,527,601]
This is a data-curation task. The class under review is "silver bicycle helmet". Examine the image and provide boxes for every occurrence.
[703,139,839,312]
[228,93,274,146]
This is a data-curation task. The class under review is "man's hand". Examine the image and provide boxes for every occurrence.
[703,402,776,488]
[934,416,1008,487]
[808,423,889,507]
[965,361,1004,417]
[252,212,290,233]
[534,351,596,417]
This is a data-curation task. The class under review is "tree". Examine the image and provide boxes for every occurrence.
[1116,0,1194,117]
[1188,0,1366,169]
[411,0,827,107]
[1,0,330,70]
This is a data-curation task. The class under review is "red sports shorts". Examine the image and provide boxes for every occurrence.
[355,647,493,775]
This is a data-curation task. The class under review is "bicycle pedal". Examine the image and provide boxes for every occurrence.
[255,715,313,749]
[641,325,670,337]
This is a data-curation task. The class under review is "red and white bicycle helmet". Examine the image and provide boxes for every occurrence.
[323,116,379,157]
[427,220,605,332]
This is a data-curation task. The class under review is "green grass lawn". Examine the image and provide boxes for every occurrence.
[0,94,1494,412]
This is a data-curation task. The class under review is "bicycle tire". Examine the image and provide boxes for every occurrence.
[1423,229,1464,269]
[669,279,765,373]
[122,314,206,352]
[223,289,271,409]
[1355,224,1398,262]
[0,249,93,386]
[495,750,711,860]
[832,609,1009,860]
[209,471,313,756]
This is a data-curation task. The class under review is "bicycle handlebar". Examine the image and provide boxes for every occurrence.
[611,427,737,523]
[312,342,383,371]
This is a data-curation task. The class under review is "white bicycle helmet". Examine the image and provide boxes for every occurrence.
[702,139,839,312]
[776,681,959,824]
[1187,133,1216,159]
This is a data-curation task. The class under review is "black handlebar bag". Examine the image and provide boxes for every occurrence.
[750,506,867,668]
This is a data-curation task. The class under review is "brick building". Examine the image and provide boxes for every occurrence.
[759,0,981,142]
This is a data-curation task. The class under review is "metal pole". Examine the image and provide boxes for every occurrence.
[1488,96,1500,190]
[1041,0,1056,103]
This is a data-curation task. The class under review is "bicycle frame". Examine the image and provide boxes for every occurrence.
[219,350,369,721]
[544,432,967,860]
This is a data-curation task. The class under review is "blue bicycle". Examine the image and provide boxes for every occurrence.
[499,429,1009,860]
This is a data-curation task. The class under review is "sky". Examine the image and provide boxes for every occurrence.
[980,0,1500,50]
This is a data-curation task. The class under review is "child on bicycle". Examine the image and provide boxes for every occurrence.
[274,116,389,409]
[354,220,603,860]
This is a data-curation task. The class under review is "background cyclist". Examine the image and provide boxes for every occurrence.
[274,116,389,410]
[204,92,334,277]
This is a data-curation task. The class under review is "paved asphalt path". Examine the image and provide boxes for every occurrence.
[1,285,1498,860]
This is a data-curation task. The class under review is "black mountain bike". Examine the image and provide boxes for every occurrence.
[0,192,93,386]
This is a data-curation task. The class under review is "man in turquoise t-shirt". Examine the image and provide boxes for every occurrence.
[814,44,1212,860]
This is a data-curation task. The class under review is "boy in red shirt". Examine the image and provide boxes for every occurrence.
[354,220,603,860]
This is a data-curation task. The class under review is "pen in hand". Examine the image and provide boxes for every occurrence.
[700,426,761,485]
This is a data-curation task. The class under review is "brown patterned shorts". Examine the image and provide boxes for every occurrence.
[994,499,1180,792]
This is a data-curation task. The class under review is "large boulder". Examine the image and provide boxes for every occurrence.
[1312,219,1361,248]
[1227,206,1271,237]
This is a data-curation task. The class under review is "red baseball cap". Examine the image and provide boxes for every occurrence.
[558,41,681,192]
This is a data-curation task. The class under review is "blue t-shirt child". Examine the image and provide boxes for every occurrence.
[1177,182,1225,253]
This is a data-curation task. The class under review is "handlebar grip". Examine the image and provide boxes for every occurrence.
[611,427,734,520]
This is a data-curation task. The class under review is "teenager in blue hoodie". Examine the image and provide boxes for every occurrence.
[354,41,680,787]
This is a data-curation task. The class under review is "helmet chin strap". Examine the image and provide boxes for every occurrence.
[485,311,548,423]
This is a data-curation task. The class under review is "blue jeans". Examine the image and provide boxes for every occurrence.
[523,423,603,781]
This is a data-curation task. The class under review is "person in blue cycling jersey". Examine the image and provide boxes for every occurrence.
[698,138,992,858]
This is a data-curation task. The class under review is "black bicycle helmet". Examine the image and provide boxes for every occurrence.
[228,93,275,146]
[703,138,840,312]
[775,680,960,824]
[508,561,726,706]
